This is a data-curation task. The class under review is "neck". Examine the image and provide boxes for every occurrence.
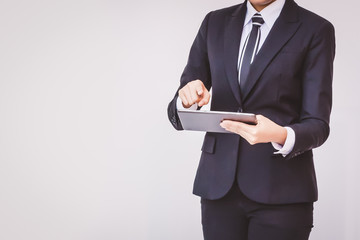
[250,0,276,12]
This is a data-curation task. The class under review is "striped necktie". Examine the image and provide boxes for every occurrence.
[239,13,265,94]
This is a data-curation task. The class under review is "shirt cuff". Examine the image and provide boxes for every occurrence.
[176,96,198,110]
[271,127,295,157]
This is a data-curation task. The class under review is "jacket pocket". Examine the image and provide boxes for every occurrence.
[201,134,216,154]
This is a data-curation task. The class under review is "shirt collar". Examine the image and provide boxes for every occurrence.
[244,0,286,29]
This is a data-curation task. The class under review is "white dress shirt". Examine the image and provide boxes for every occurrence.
[177,0,295,156]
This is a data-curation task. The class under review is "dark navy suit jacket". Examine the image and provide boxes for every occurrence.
[167,0,335,204]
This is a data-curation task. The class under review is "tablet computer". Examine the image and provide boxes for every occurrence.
[177,109,257,133]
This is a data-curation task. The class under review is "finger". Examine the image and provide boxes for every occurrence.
[178,90,189,107]
[256,114,264,120]
[194,80,204,95]
[222,120,254,133]
[189,84,201,104]
[220,121,256,144]
[255,114,264,125]
[220,120,246,136]
[199,89,210,106]
[238,129,255,144]
[220,120,255,137]
[182,86,195,106]
[220,120,242,133]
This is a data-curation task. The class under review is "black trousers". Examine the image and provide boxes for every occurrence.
[201,183,313,240]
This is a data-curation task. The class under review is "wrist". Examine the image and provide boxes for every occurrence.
[273,126,287,145]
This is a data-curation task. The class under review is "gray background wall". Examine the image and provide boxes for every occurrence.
[0,0,358,239]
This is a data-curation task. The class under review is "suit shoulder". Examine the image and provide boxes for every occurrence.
[207,4,242,19]
[298,6,334,30]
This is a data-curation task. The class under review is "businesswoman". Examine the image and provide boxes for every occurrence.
[167,0,335,239]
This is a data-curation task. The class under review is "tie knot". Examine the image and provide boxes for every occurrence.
[252,13,264,27]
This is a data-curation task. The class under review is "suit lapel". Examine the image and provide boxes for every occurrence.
[241,0,302,101]
[224,3,247,107]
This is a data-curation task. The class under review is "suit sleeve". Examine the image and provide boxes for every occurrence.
[167,12,212,130]
[286,21,336,159]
